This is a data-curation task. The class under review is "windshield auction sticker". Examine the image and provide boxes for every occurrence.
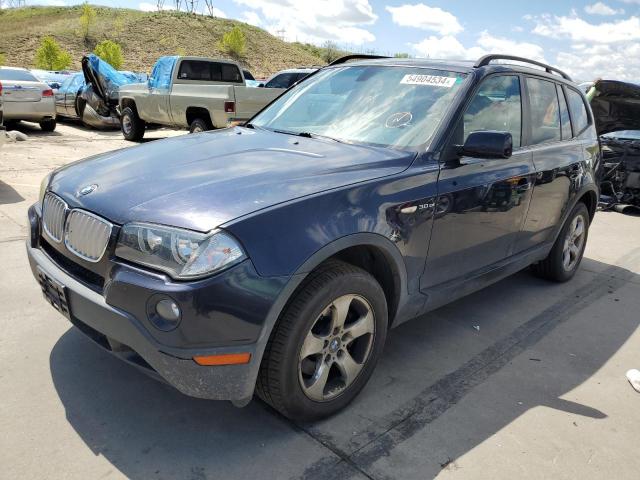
[400,74,457,87]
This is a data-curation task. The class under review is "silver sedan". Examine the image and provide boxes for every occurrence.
[0,67,57,131]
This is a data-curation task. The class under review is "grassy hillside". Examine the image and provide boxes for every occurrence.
[0,5,326,77]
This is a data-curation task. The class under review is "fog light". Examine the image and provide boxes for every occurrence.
[147,295,182,331]
[156,299,180,321]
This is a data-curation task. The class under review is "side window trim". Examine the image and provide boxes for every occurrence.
[556,83,573,140]
[461,73,524,151]
[522,74,563,147]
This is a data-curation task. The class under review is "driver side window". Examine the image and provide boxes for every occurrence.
[463,75,522,148]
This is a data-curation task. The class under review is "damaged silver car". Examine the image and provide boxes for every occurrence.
[77,54,139,129]
[587,80,640,211]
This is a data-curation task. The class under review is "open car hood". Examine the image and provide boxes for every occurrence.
[588,80,640,136]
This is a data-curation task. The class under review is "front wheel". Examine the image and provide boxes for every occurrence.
[256,261,388,421]
[531,202,590,282]
[121,107,145,141]
[189,118,210,134]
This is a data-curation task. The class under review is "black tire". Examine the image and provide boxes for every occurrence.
[531,202,590,282]
[256,260,388,421]
[4,120,19,131]
[39,119,57,132]
[121,107,145,141]
[189,118,210,134]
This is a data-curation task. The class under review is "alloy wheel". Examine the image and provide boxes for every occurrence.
[298,294,375,402]
[562,215,585,271]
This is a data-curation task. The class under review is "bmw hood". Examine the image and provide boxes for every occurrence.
[49,127,415,232]
[587,79,640,136]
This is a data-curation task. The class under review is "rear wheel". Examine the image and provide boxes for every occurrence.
[189,118,210,134]
[121,107,145,141]
[256,261,388,421]
[531,202,590,282]
[39,119,57,132]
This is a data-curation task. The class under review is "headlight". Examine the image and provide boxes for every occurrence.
[115,223,246,280]
[39,172,52,204]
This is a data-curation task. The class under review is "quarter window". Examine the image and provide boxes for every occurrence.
[463,75,522,148]
[566,88,589,135]
[526,77,561,145]
[557,85,572,140]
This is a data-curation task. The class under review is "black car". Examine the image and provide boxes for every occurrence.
[28,54,599,421]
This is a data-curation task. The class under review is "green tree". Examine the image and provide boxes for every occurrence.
[394,52,410,58]
[0,52,5,67]
[79,2,96,42]
[35,37,72,70]
[219,26,246,59]
[94,40,123,69]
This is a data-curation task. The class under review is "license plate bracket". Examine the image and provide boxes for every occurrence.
[37,267,71,320]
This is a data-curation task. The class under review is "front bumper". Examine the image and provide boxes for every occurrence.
[26,204,294,402]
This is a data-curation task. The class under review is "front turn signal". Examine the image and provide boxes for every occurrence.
[193,352,251,366]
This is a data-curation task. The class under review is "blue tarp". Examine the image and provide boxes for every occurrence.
[84,53,139,100]
[149,56,178,90]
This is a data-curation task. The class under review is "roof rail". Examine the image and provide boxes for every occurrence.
[328,54,391,66]
[474,54,572,81]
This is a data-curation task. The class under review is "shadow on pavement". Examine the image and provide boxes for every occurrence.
[0,179,25,205]
[49,256,640,480]
[8,121,62,137]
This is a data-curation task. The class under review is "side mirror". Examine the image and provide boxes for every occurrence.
[258,83,265,88]
[460,131,513,159]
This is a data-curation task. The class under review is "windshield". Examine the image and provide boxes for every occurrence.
[602,130,640,140]
[252,66,466,150]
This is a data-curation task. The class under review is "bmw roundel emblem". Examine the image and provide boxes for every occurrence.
[78,184,98,196]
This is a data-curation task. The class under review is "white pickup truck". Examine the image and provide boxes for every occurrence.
[118,56,283,141]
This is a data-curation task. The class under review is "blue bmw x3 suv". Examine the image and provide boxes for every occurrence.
[28,55,600,420]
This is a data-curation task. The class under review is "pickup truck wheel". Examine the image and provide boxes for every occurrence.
[121,107,145,141]
[531,202,590,282]
[39,119,57,132]
[256,260,387,421]
[189,118,210,134]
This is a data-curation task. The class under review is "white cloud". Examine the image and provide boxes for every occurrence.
[386,3,462,35]
[584,2,624,16]
[139,2,174,12]
[557,43,640,82]
[532,14,640,43]
[233,0,377,45]
[411,31,545,62]
[240,10,261,26]
[202,5,227,17]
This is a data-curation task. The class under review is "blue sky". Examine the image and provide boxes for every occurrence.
[26,1,640,81]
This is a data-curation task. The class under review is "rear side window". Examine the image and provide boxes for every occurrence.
[557,85,572,140]
[463,75,522,148]
[526,77,561,145]
[566,88,589,135]
[221,63,242,83]
[0,69,38,81]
